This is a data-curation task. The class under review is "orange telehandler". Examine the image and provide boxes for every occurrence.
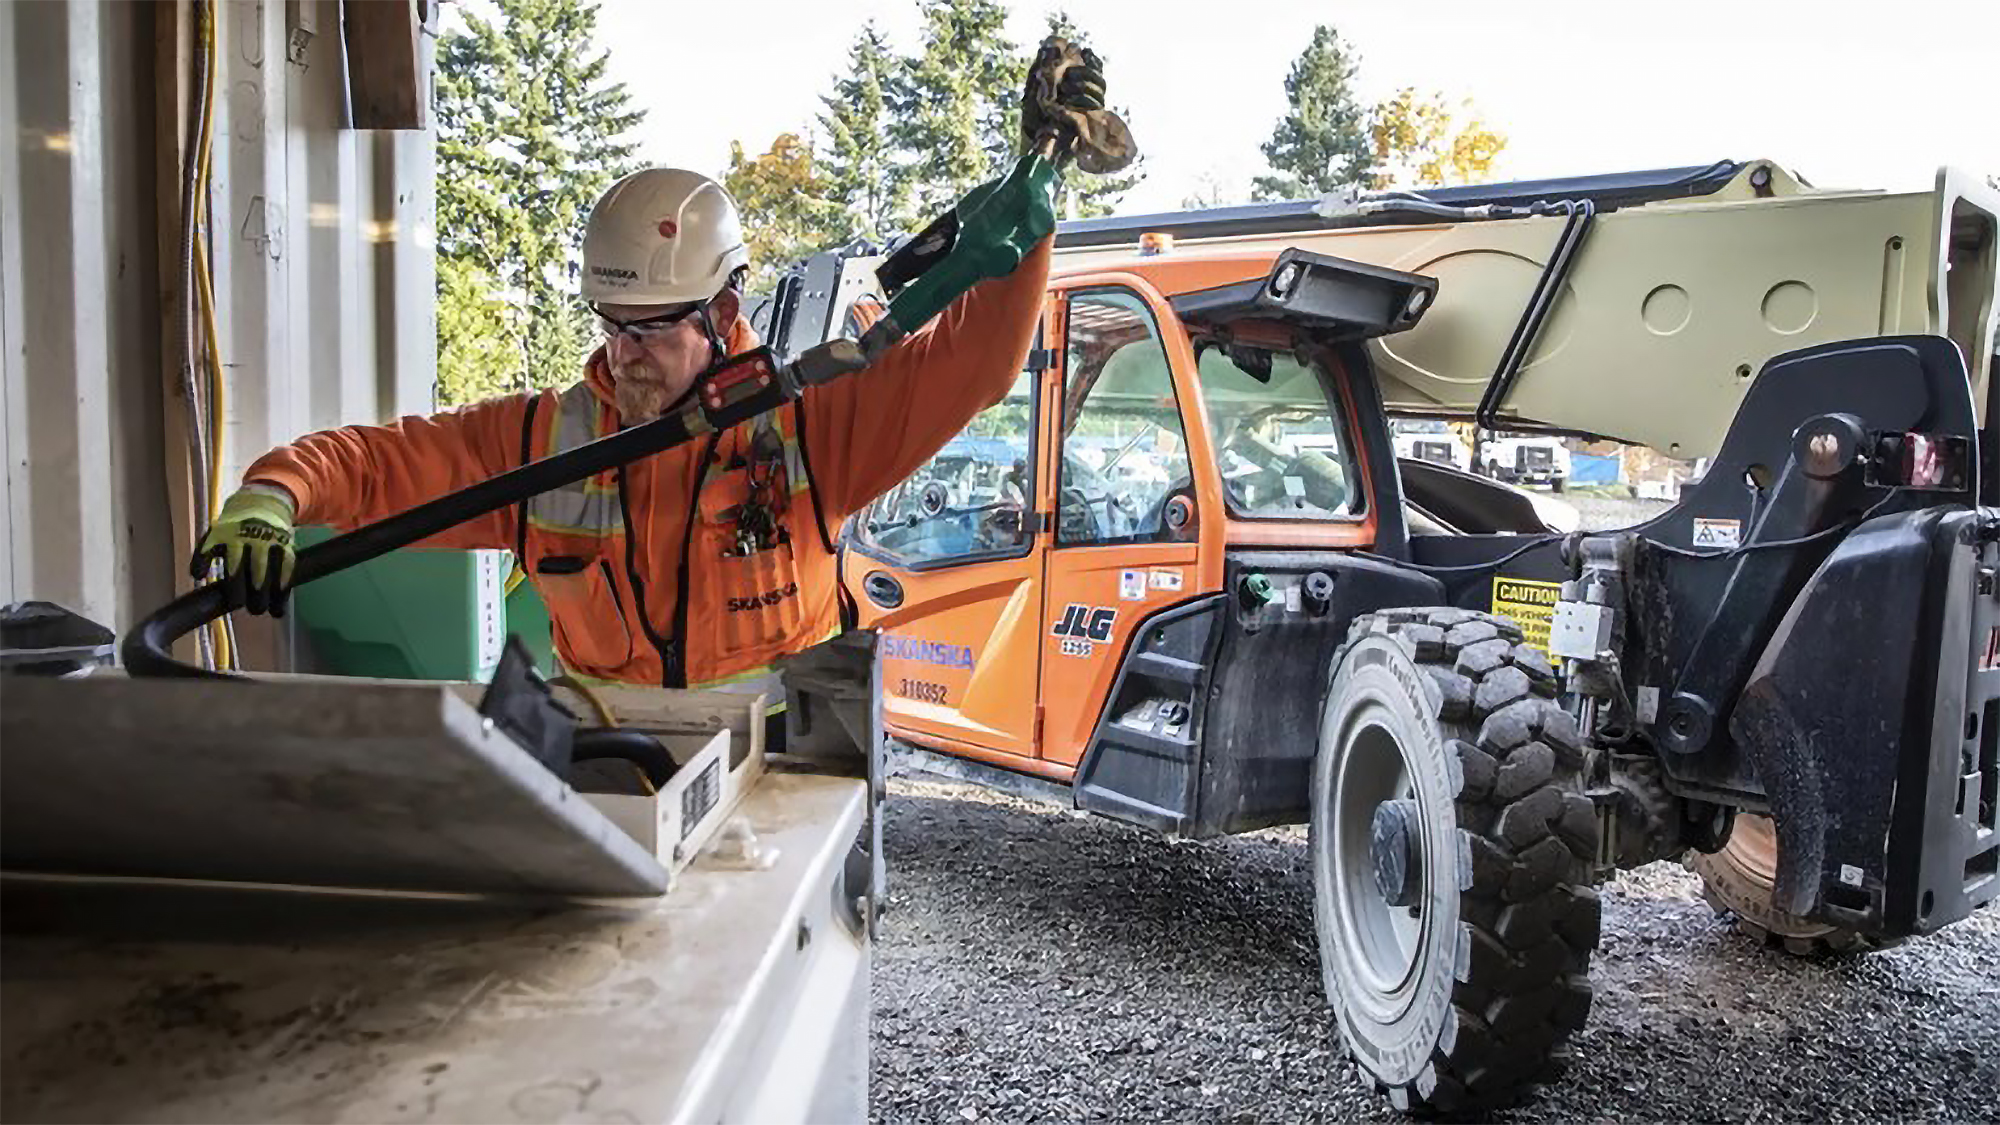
[751,159,2000,1113]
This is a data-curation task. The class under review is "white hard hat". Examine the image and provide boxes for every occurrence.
[581,168,750,304]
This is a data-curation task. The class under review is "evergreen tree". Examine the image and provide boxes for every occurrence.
[435,256,525,407]
[890,0,1023,225]
[819,24,906,244]
[434,0,643,401]
[1252,25,1372,201]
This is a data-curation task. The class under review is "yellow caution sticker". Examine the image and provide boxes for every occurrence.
[1491,576,1562,657]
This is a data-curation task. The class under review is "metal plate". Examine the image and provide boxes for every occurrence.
[0,773,869,1125]
[0,676,668,897]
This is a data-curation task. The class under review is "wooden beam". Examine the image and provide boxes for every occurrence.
[151,0,203,665]
[341,0,425,130]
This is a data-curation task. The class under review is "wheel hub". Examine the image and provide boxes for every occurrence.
[1331,718,1429,1001]
[1370,798,1422,908]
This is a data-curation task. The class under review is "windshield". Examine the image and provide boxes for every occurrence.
[857,371,1034,563]
[1193,341,1358,519]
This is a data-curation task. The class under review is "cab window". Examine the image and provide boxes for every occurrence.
[1193,340,1359,519]
[851,369,1036,567]
[1058,290,1195,547]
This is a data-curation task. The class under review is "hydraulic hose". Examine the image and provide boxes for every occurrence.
[573,727,680,787]
[124,398,729,680]
[176,0,217,665]
[1474,199,1597,438]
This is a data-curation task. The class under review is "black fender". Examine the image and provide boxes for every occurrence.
[1732,506,2000,939]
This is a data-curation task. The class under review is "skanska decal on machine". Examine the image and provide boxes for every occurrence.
[880,633,978,669]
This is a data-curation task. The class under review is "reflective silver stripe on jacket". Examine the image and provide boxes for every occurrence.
[526,384,624,538]
[525,387,805,534]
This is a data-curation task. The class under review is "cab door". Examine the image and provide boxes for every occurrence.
[1038,285,1209,769]
[841,337,1052,767]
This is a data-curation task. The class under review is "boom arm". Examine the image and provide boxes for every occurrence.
[1055,162,2000,459]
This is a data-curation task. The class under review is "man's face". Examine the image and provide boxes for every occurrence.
[597,288,739,425]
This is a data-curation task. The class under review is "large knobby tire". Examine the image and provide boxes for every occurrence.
[1312,608,1601,1115]
[1686,813,1904,957]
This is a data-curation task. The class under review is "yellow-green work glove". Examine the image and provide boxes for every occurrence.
[191,486,297,616]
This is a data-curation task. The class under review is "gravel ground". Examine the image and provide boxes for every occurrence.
[1563,490,1674,532]
[872,779,2000,1124]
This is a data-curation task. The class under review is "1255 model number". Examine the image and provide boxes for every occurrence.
[894,678,949,705]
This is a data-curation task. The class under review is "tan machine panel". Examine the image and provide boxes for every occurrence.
[1058,164,1997,457]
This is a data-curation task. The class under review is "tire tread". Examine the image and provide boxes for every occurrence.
[1329,608,1600,1116]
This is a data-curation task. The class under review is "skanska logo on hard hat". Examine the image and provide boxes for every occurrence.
[591,265,638,281]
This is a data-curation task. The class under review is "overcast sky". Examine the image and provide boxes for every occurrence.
[586,0,1995,215]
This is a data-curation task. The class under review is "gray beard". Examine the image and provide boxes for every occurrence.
[613,367,672,426]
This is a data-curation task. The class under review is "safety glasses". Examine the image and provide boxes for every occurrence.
[593,301,705,341]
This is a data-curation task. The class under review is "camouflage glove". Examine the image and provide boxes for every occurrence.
[1019,37,1134,174]
[1021,39,1106,148]
[190,485,297,616]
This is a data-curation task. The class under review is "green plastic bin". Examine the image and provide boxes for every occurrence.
[505,572,556,676]
[291,527,553,681]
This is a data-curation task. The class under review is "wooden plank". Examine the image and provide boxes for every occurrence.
[228,675,767,755]
[151,0,203,664]
[341,0,424,130]
[554,684,767,738]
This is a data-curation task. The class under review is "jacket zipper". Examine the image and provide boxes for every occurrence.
[615,463,682,688]
[666,432,724,688]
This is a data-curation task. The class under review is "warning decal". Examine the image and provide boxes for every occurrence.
[1492,576,1562,657]
[1692,517,1742,549]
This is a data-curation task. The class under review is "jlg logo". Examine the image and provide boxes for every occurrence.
[1051,604,1116,642]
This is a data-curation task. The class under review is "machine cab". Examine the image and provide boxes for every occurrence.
[839,249,1437,785]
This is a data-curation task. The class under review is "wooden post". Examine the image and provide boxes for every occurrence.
[152,0,204,665]
[342,0,426,130]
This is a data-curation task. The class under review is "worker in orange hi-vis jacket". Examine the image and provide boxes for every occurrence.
[190,52,1113,696]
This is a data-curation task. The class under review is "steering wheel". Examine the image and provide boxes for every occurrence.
[971,497,1027,548]
[1058,485,1103,541]
[1281,450,1350,509]
[1074,486,1141,536]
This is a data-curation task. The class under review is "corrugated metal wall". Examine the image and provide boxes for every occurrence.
[0,0,435,640]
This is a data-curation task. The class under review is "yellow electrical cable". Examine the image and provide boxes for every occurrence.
[195,225,231,668]
[549,675,619,729]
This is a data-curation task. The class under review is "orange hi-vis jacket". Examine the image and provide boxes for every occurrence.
[245,238,1051,688]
